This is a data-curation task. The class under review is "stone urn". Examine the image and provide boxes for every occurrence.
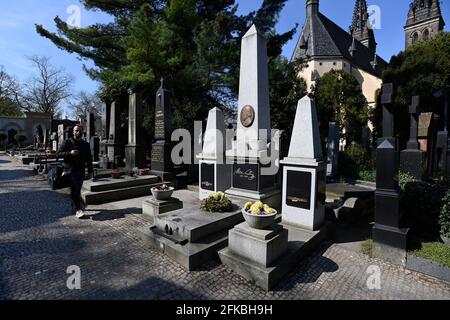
[242,208,277,230]
[151,186,174,201]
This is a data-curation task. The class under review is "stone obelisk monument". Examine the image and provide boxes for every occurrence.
[225,24,280,208]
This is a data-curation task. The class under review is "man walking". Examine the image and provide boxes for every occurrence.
[57,124,93,218]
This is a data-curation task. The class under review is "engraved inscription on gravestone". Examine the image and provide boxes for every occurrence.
[201,163,215,191]
[233,163,258,191]
[286,171,312,210]
[155,110,165,140]
[151,145,164,163]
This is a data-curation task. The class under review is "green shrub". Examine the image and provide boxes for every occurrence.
[362,239,373,256]
[410,242,450,268]
[338,143,375,180]
[338,151,358,179]
[358,169,376,182]
[398,171,417,191]
[402,181,445,239]
[439,190,450,238]
[346,143,373,169]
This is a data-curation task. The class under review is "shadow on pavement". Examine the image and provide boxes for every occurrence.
[0,190,72,233]
[272,242,339,292]
[0,170,33,182]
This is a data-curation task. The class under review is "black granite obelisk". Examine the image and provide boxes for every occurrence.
[86,112,100,162]
[373,83,409,266]
[150,78,174,181]
[400,96,426,180]
[100,102,111,157]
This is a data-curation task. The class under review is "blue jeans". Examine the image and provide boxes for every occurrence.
[69,170,84,211]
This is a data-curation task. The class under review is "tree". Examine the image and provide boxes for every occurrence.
[20,56,73,118]
[381,32,450,147]
[0,66,22,116]
[67,91,103,123]
[269,57,307,135]
[312,69,369,148]
[36,0,298,136]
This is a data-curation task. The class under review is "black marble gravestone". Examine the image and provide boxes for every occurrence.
[400,96,426,180]
[151,78,174,181]
[200,163,215,191]
[373,83,409,266]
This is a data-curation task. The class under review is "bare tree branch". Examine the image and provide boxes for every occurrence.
[20,55,74,117]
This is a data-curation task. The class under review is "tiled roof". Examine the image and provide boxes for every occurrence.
[292,11,388,77]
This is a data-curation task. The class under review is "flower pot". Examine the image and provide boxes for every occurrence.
[151,187,174,201]
[242,208,277,230]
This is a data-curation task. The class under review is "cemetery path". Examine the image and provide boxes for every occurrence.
[0,154,449,300]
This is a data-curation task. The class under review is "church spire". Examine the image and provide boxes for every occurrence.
[404,0,445,49]
[349,0,376,52]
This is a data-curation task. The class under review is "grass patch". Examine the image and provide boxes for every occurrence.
[362,239,373,256]
[410,242,450,268]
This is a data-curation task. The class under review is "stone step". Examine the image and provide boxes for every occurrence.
[83,175,159,192]
[82,182,161,205]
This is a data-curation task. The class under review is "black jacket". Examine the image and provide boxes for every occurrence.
[57,138,93,174]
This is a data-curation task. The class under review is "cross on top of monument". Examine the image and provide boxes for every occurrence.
[381,83,393,105]
[409,96,419,115]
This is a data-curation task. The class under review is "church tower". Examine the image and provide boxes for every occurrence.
[349,0,377,52]
[404,0,445,49]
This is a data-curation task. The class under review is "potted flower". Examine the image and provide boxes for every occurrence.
[151,184,174,200]
[200,192,234,213]
[242,201,277,229]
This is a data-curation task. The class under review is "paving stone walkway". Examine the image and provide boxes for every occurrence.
[0,154,449,300]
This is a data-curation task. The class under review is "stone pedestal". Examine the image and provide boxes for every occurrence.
[228,222,288,267]
[219,221,329,291]
[281,160,326,231]
[373,224,409,266]
[142,197,183,218]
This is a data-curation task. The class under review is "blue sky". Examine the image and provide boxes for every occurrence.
[0,0,449,104]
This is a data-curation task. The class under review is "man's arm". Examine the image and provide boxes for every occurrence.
[56,140,71,162]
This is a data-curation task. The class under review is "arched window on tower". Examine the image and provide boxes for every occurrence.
[423,29,430,41]
[412,32,419,44]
